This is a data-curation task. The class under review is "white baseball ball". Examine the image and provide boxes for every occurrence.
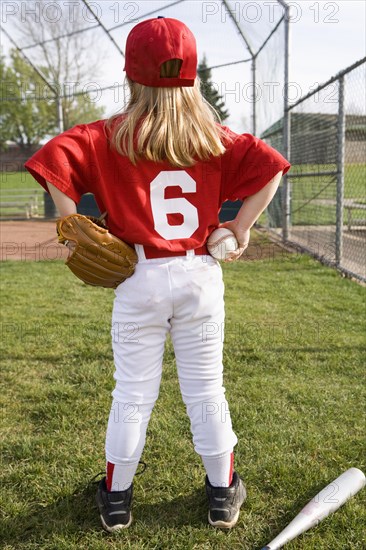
[207,228,239,261]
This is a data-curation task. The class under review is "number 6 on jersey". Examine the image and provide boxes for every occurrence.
[150,171,199,240]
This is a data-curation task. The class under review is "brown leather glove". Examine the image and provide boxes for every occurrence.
[56,214,138,288]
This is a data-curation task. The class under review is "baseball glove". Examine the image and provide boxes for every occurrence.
[56,214,138,288]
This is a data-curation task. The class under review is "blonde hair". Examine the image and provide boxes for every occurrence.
[106,60,229,168]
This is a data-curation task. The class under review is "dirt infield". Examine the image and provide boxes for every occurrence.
[0,219,289,263]
[0,220,68,261]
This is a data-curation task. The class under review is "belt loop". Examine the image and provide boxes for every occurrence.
[186,249,195,258]
[135,244,146,261]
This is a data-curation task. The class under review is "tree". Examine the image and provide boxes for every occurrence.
[2,0,105,146]
[0,49,104,150]
[0,50,56,150]
[198,55,229,122]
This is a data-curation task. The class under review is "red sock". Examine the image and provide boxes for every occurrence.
[202,450,234,487]
[105,460,139,491]
[228,452,234,485]
[106,461,115,491]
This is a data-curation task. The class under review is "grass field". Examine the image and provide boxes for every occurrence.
[0,171,37,190]
[261,163,365,227]
[0,173,46,218]
[289,163,366,225]
[1,165,365,195]
[289,163,366,200]
[2,166,365,226]
[1,235,365,550]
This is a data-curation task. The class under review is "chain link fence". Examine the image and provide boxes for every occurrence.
[3,1,364,281]
[1,0,290,222]
[261,57,366,282]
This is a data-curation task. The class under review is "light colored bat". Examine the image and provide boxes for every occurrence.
[261,467,366,550]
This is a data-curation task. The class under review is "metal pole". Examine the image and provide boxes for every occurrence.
[282,2,291,242]
[252,57,256,135]
[1,26,58,95]
[81,0,125,58]
[335,75,345,266]
[1,26,65,135]
[57,93,64,134]
[221,0,256,135]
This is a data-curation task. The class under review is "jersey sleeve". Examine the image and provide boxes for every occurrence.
[24,125,90,203]
[221,133,291,202]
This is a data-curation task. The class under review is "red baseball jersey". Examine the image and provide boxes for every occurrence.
[25,120,290,252]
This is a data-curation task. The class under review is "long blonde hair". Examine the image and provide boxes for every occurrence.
[106,60,229,168]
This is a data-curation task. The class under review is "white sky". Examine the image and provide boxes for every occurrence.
[1,0,365,135]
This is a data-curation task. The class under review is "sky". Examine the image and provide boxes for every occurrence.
[1,0,365,135]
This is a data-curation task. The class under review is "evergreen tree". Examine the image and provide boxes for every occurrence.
[197,55,229,122]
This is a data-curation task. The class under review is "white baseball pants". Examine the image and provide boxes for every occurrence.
[105,253,238,475]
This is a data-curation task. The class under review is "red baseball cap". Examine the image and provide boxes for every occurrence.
[124,17,197,87]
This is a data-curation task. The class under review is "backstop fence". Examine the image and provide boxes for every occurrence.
[1,2,364,281]
[261,57,366,282]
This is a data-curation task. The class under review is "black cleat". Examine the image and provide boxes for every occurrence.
[96,477,133,532]
[205,471,247,528]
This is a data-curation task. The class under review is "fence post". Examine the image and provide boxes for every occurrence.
[282,2,291,242]
[57,94,64,134]
[335,75,345,267]
[251,57,256,136]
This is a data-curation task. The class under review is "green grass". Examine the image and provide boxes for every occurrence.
[288,163,366,225]
[0,171,37,190]
[261,163,366,226]
[1,165,365,197]
[289,163,366,199]
[0,172,45,218]
[1,168,365,226]
[344,164,366,198]
[1,239,365,549]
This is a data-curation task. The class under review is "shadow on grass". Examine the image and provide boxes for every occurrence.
[0,482,98,545]
[235,346,366,354]
[264,345,366,353]
[0,481,207,546]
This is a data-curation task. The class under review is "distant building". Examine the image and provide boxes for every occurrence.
[261,113,366,164]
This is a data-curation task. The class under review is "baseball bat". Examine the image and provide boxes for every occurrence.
[261,467,366,550]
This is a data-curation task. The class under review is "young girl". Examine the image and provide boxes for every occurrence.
[25,17,290,532]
